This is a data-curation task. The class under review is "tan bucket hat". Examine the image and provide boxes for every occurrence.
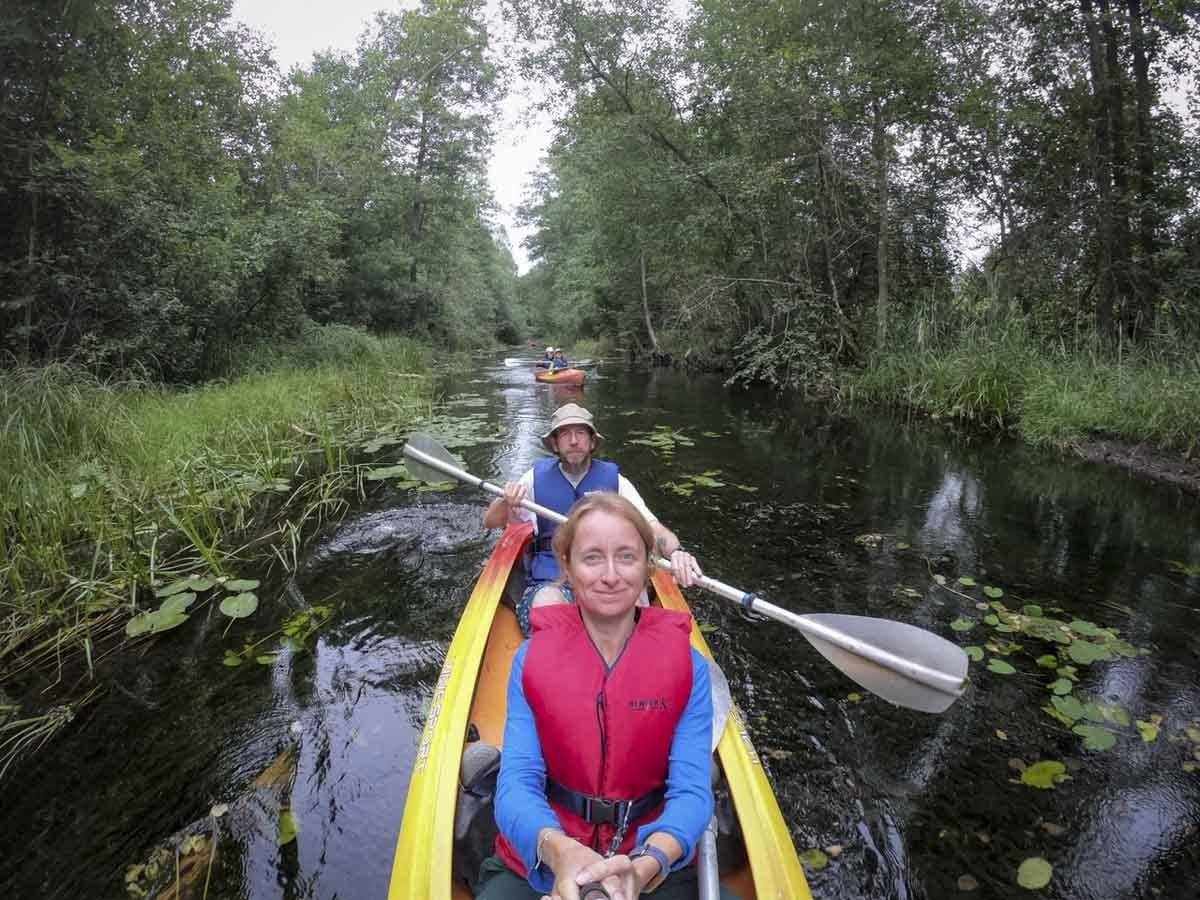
[541,403,603,452]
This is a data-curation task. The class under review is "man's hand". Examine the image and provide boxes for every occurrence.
[502,480,528,512]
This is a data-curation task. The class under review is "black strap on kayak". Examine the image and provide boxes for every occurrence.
[547,779,665,827]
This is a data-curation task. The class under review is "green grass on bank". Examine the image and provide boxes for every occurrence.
[847,324,1200,454]
[1,328,433,691]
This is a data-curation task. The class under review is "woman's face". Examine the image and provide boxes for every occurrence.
[565,509,648,621]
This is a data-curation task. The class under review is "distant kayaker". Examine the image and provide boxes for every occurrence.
[476,493,737,900]
[537,346,555,369]
[482,402,702,636]
[550,349,570,370]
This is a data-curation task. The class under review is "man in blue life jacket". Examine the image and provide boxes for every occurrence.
[482,403,703,635]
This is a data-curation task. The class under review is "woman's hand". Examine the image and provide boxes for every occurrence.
[540,844,628,897]
[669,548,703,588]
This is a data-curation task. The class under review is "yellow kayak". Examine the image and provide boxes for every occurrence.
[387,522,811,900]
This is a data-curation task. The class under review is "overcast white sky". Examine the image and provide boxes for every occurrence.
[230,0,549,272]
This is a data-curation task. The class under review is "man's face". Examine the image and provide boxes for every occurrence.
[552,424,596,466]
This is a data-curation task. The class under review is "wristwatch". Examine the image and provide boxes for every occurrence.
[627,843,670,890]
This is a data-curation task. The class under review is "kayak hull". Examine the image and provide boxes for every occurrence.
[386,523,810,900]
[534,368,586,385]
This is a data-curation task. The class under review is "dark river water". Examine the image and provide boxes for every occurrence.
[3,353,1200,900]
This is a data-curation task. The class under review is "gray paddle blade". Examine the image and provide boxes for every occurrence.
[706,657,733,752]
[802,613,969,714]
[403,433,461,484]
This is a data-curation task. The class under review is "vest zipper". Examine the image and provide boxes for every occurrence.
[595,685,608,851]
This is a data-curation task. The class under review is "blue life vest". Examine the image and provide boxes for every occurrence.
[551,356,569,369]
[530,457,619,581]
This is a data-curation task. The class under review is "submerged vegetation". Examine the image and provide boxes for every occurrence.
[0,329,432,706]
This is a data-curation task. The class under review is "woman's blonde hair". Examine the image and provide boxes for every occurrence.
[551,493,656,575]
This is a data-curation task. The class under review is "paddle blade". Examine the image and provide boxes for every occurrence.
[801,613,968,714]
[403,433,462,484]
[706,658,733,753]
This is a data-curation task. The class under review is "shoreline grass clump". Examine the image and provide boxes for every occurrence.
[846,317,1200,455]
[0,328,434,697]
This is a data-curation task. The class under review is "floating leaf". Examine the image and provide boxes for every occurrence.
[155,579,198,598]
[1099,704,1131,727]
[698,623,718,634]
[950,618,975,632]
[1023,604,1044,617]
[1017,857,1053,890]
[1073,724,1117,750]
[987,659,1016,675]
[799,848,829,871]
[1048,678,1073,696]
[125,608,189,638]
[984,614,999,626]
[159,592,197,615]
[995,729,1008,740]
[1043,704,1075,727]
[847,692,863,703]
[983,586,1004,598]
[222,650,243,667]
[220,592,258,619]
[1055,665,1078,680]
[417,481,457,492]
[1136,720,1159,742]
[965,646,984,662]
[957,874,979,891]
[1069,619,1105,637]
[1068,641,1112,665]
[1036,654,1059,669]
[277,809,300,846]
[958,576,977,587]
[256,654,279,665]
[896,541,911,550]
[733,484,758,492]
[1051,695,1085,721]
[1021,760,1069,789]
[185,576,216,592]
[224,579,260,592]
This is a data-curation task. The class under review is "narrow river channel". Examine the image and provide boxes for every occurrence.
[3,352,1199,900]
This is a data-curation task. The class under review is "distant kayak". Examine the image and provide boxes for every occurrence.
[535,368,586,385]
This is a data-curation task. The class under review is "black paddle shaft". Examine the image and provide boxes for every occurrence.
[579,883,610,900]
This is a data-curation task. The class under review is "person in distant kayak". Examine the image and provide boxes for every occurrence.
[537,347,555,369]
[476,493,737,900]
[482,403,701,636]
[551,349,570,370]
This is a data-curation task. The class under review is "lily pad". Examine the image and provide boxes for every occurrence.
[799,848,829,871]
[984,614,999,626]
[1051,694,1085,721]
[1023,604,1044,617]
[983,586,1004,598]
[1035,654,1059,669]
[1136,720,1160,742]
[1069,619,1105,637]
[987,659,1016,675]
[277,808,300,846]
[126,608,189,638]
[950,618,975,632]
[220,592,259,619]
[958,576,977,587]
[1021,760,1069,789]
[224,579,260,592]
[698,623,718,634]
[1047,678,1073,695]
[185,576,216,592]
[1017,856,1052,890]
[159,592,197,615]
[1073,723,1117,751]
[964,646,984,662]
[222,650,243,667]
[255,654,279,665]
[155,579,199,598]
[1068,641,1112,665]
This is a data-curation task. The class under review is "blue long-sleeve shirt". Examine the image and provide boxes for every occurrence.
[494,642,714,893]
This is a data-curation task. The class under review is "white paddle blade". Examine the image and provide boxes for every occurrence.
[403,433,462,484]
[706,657,733,753]
[801,613,968,714]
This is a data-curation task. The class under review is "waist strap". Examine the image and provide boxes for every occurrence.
[547,779,666,827]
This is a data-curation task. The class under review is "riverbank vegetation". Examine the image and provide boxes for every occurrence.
[0,328,431,711]
[512,0,1200,451]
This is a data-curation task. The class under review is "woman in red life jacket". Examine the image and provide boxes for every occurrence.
[475,494,737,900]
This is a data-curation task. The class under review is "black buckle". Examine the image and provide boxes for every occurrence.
[584,796,619,825]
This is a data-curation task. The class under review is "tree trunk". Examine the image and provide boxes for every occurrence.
[872,102,890,350]
[1125,0,1157,330]
[640,248,658,351]
[409,109,429,284]
[1080,0,1116,339]
[1100,0,1136,336]
[24,149,38,363]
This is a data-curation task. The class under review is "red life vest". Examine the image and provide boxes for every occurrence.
[495,604,694,877]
